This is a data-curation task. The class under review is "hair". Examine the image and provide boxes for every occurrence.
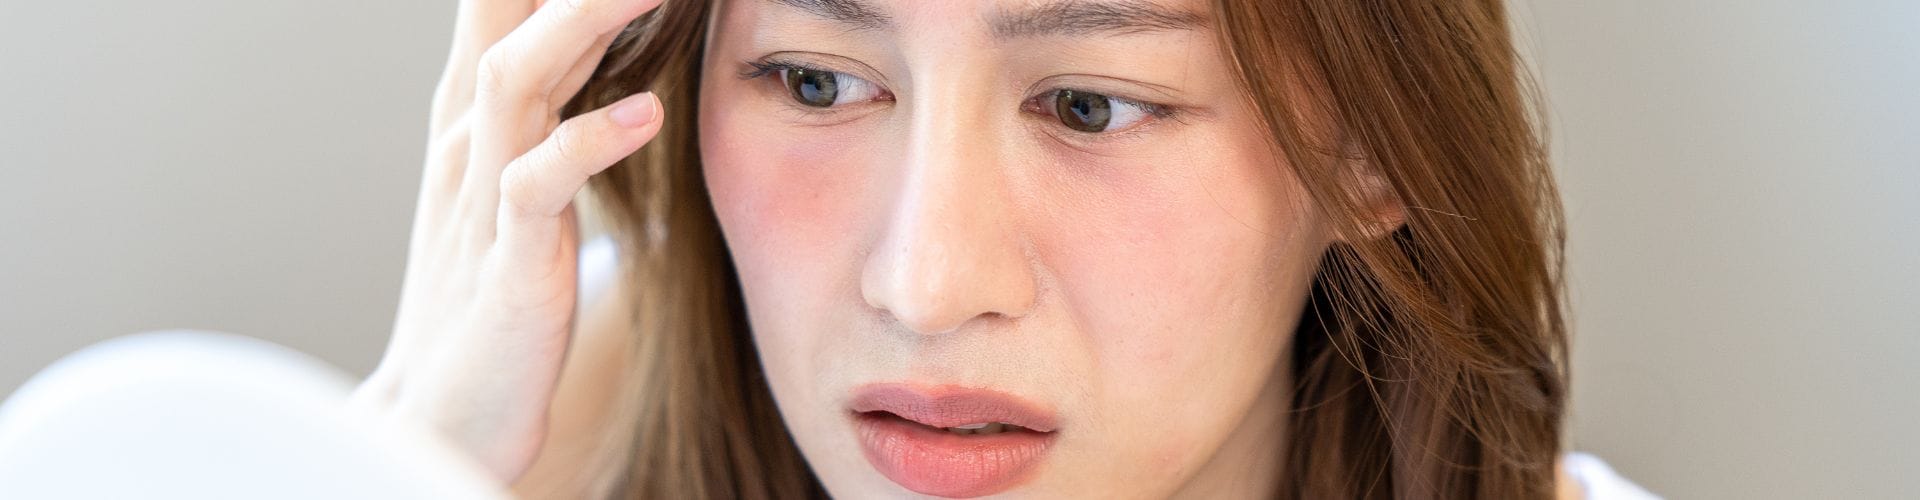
[559,0,1567,498]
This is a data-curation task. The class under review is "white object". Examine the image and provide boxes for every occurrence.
[0,330,507,499]
[1565,450,1662,499]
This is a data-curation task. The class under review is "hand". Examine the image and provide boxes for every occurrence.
[352,0,666,482]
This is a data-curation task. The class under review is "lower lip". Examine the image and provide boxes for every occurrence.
[854,412,1057,497]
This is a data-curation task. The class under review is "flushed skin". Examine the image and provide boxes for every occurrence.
[366,0,1571,497]
[699,0,1338,496]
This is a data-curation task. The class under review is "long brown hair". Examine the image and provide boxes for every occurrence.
[562,0,1567,497]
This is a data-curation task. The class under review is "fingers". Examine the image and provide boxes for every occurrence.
[454,0,539,65]
[434,0,539,135]
[495,92,662,261]
[550,30,622,116]
[474,0,666,107]
[459,0,666,244]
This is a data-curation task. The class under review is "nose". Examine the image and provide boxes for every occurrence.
[859,98,1037,336]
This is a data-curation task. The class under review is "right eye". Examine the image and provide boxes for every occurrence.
[765,64,886,108]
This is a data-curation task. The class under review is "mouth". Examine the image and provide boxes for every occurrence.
[849,384,1060,498]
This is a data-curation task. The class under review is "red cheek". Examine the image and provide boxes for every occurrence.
[704,120,870,256]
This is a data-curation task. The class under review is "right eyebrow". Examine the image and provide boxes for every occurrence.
[766,0,892,31]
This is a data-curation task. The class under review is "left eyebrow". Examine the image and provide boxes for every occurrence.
[990,0,1209,39]
[766,0,1208,39]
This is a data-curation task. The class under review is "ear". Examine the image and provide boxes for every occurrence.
[1330,144,1407,243]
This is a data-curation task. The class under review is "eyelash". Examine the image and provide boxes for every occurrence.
[739,58,892,117]
[1020,90,1178,138]
[738,58,1178,137]
[739,59,821,82]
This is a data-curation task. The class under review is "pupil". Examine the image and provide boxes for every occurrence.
[1055,90,1111,132]
[788,68,838,108]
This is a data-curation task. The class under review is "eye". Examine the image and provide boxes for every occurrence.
[784,67,839,107]
[770,65,886,108]
[1043,89,1159,133]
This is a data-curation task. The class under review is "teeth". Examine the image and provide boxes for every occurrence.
[944,422,1018,435]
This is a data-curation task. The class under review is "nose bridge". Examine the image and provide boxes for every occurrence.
[860,74,1036,336]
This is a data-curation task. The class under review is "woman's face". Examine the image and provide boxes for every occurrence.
[698,0,1332,496]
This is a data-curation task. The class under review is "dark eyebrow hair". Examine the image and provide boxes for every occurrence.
[991,0,1209,38]
[764,0,1207,38]
[767,0,891,30]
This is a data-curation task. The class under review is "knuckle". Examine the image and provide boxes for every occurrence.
[430,123,471,165]
[474,45,520,99]
[498,160,544,216]
[547,118,592,163]
[556,0,601,20]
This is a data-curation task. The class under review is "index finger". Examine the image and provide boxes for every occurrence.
[475,0,668,105]
[453,0,538,61]
[433,0,537,136]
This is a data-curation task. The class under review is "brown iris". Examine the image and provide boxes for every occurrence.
[785,68,839,108]
[1053,89,1112,132]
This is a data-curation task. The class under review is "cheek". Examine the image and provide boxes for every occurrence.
[1024,122,1325,479]
[1043,171,1311,379]
[700,112,869,256]
[1032,132,1321,365]
[698,70,889,292]
[698,86,881,385]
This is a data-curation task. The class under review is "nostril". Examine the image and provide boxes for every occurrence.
[862,273,969,336]
[882,304,967,337]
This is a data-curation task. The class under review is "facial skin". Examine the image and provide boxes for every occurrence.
[697,0,1336,496]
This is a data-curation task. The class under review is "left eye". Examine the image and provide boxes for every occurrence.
[1040,89,1157,133]
[779,67,884,108]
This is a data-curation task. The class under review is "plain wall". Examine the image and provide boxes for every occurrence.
[2,1,1915,498]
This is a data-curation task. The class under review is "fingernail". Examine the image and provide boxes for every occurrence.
[610,92,658,128]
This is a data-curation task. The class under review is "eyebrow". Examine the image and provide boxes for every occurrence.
[992,0,1208,38]
[768,0,891,30]
[765,0,1208,38]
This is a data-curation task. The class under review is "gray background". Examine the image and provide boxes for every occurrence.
[2,1,1915,498]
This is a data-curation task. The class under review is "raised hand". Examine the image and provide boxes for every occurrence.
[352,0,666,482]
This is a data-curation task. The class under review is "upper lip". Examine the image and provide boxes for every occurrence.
[849,383,1060,433]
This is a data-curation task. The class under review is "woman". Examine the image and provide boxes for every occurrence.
[350,0,1643,497]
